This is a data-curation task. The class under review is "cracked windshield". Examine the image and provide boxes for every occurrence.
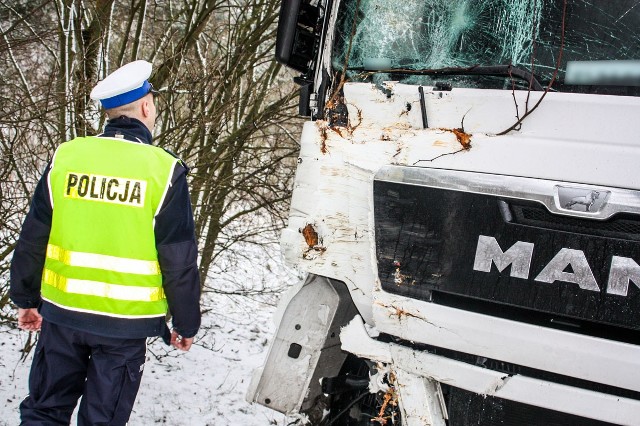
[333,0,640,95]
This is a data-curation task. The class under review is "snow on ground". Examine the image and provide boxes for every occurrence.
[0,243,301,425]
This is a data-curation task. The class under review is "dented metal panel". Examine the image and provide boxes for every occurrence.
[281,82,640,327]
[341,316,640,425]
[393,369,447,426]
[247,275,358,422]
[369,296,640,393]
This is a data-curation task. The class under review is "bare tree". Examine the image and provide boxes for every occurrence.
[0,0,301,325]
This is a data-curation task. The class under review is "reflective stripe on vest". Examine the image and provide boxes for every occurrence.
[47,244,160,276]
[43,269,165,301]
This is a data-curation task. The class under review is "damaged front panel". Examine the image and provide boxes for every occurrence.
[341,316,640,425]
[280,79,640,333]
[247,275,358,423]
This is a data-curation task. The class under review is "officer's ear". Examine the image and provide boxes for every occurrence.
[140,95,153,119]
[139,93,156,132]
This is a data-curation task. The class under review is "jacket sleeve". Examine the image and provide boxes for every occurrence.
[10,165,53,308]
[155,162,201,338]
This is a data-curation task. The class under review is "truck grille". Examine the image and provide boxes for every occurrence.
[373,172,640,334]
[512,203,640,241]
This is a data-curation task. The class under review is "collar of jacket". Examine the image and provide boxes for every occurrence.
[101,116,153,145]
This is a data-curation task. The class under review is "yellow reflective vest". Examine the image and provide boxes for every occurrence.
[42,136,178,318]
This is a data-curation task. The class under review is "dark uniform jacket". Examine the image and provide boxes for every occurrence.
[10,117,201,339]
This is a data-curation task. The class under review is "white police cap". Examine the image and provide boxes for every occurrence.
[90,60,155,109]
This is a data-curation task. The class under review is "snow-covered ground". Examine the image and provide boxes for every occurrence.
[0,244,300,425]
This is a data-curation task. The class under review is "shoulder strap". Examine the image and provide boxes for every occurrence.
[162,147,189,174]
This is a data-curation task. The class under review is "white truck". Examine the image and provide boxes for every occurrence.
[248,1,640,424]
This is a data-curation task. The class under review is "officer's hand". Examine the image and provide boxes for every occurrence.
[170,330,193,351]
[18,308,42,331]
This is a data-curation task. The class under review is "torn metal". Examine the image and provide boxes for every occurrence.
[340,316,640,425]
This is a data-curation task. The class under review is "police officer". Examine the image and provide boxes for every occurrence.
[10,60,201,425]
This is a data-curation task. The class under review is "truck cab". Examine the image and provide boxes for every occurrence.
[248,1,640,424]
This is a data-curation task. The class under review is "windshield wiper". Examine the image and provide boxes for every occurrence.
[350,64,545,91]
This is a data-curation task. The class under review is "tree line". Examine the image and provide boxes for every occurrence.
[0,0,301,326]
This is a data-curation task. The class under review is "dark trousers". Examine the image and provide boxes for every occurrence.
[20,320,147,425]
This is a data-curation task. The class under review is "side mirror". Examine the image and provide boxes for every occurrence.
[276,0,321,74]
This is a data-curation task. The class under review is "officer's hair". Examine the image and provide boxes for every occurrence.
[104,97,143,120]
